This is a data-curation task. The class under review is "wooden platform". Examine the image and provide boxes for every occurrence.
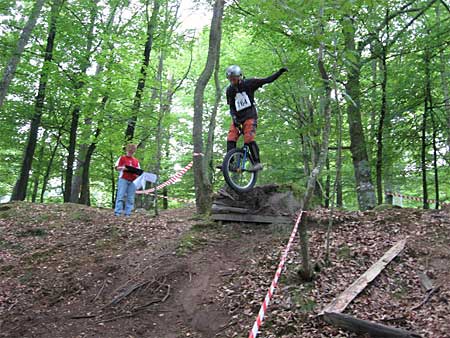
[210,185,300,225]
[211,212,292,224]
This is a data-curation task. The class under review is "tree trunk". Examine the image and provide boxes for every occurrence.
[70,123,90,202]
[40,130,62,203]
[64,0,98,202]
[325,157,330,208]
[0,0,46,108]
[376,45,387,205]
[431,111,439,209]
[436,4,450,158]
[343,17,376,211]
[422,49,431,210]
[31,132,48,202]
[125,0,160,141]
[79,127,101,205]
[205,44,222,184]
[300,35,332,281]
[11,0,61,201]
[110,149,116,208]
[192,0,224,214]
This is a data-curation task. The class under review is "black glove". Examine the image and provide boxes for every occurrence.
[280,67,288,73]
[231,113,239,128]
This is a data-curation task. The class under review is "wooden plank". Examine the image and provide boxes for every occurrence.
[323,312,421,338]
[211,204,250,214]
[320,238,407,314]
[211,213,291,224]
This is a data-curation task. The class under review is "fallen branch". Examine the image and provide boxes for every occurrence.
[92,280,107,302]
[105,279,156,307]
[410,285,441,311]
[323,312,422,338]
[132,284,171,311]
[320,238,407,314]
[69,314,97,319]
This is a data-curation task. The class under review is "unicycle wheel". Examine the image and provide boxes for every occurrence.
[222,148,257,193]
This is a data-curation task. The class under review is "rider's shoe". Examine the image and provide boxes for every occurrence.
[216,165,223,170]
[248,163,263,172]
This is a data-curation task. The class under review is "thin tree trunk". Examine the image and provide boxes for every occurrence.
[40,130,61,202]
[192,0,224,214]
[70,123,90,202]
[205,47,222,184]
[300,32,332,280]
[110,149,116,207]
[153,52,168,215]
[125,0,160,141]
[79,127,101,205]
[11,0,61,201]
[64,0,98,202]
[31,132,48,202]
[0,0,46,108]
[343,17,376,211]
[436,5,450,157]
[332,56,344,209]
[431,111,439,209]
[325,157,330,208]
[376,45,387,205]
[422,49,431,210]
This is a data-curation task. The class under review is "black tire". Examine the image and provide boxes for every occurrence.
[222,148,257,193]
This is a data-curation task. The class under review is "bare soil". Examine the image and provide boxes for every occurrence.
[1,202,449,338]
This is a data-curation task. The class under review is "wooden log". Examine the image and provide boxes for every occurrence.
[211,204,250,214]
[211,213,291,224]
[323,312,421,338]
[417,272,433,292]
[320,238,407,314]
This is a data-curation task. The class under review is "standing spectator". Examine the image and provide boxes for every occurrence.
[114,144,140,216]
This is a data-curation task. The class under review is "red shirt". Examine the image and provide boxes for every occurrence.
[116,155,140,181]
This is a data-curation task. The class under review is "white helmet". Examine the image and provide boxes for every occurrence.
[226,65,242,78]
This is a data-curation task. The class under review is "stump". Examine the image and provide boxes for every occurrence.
[211,184,301,224]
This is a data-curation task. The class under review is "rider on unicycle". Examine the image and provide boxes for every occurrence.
[225,65,288,172]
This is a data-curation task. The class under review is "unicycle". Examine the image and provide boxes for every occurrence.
[222,145,258,193]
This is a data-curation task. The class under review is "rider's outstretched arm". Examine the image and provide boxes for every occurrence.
[250,67,288,89]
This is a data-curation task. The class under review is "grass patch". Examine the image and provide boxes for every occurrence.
[18,270,35,284]
[17,228,47,237]
[176,231,207,256]
[23,248,57,264]
[0,238,23,251]
[71,210,92,222]
[337,244,352,259]
[290,283,317,312]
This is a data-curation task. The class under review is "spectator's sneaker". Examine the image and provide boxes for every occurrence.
[248,163,263,172]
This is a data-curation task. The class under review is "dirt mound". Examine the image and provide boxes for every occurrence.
[214,184,301,216]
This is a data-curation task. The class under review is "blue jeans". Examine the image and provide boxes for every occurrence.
[114,178,136,216]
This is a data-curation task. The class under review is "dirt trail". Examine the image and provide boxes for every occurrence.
[0,202,270,338]
[2,203,450,338]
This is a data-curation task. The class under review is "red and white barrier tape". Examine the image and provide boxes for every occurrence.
[248,210,304,338]
[387,192,450,206]
[136,153,203,195]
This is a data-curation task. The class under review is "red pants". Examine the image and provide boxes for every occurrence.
[227,118,257,144]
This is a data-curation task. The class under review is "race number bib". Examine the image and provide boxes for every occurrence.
[235,91,252,111]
